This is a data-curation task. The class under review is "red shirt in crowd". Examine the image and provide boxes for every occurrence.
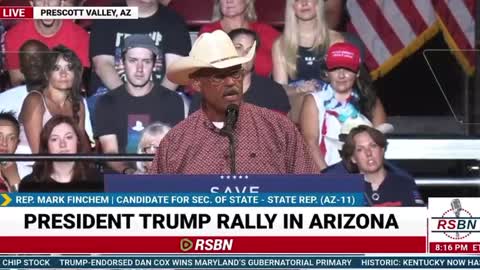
[148,103,319,174]
[199,21,279,77]
[4,20,90,69]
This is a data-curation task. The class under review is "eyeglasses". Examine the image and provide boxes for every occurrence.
[209,69,244,84]
[142,145,159,153]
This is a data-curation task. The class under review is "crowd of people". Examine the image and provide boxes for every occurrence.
[0,0,423,206]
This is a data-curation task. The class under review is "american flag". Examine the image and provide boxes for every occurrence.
[346,0,475,79]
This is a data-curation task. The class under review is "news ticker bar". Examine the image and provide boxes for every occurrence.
[1,193,363,207]
[0,6,138,19]
[1,256,480,269]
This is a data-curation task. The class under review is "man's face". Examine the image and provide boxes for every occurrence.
[193,65,244,119]
[123,48,155,88]
[31,0,61,27]
[351,131,385,174]
[19,45,45,83]
[232,34,255,74]
[0,120,19,154]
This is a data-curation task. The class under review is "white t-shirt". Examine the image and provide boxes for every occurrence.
[0,84,28,118]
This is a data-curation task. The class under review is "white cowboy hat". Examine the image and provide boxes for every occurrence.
[325,114,394,150]
[167,30,256,85]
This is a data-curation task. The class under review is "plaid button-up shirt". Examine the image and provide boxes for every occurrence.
[149,103,319,174]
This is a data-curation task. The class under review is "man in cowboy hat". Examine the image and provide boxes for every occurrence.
[148,30,318,174]
[188,28,290,115]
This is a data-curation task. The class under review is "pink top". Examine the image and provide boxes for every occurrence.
[18,90,54,153]
[199,21,280,77]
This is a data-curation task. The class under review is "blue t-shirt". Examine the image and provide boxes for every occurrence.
[323,161,424,206]
[364,171,424,206]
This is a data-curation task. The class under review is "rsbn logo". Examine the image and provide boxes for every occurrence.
[432,199,478,240]
[180,238,233,251]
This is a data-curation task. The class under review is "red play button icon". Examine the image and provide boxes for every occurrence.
[180,238,193,252]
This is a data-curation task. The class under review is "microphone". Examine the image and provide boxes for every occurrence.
[451,198,462,238]
[221,104,239,135]
[451,198,462,218]
[220,104,239,175]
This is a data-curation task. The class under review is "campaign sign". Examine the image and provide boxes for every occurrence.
[104,174,364,194]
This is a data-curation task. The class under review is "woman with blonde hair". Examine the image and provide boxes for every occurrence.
[272,0,345,123]
[199,0,279,77]
[136,122,171,173]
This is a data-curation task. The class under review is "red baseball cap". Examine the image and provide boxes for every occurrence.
[326,42,361,72]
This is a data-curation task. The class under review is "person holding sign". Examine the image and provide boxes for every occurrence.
[148,30,318,174]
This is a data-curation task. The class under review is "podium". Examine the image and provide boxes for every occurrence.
[104,174,364,193]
